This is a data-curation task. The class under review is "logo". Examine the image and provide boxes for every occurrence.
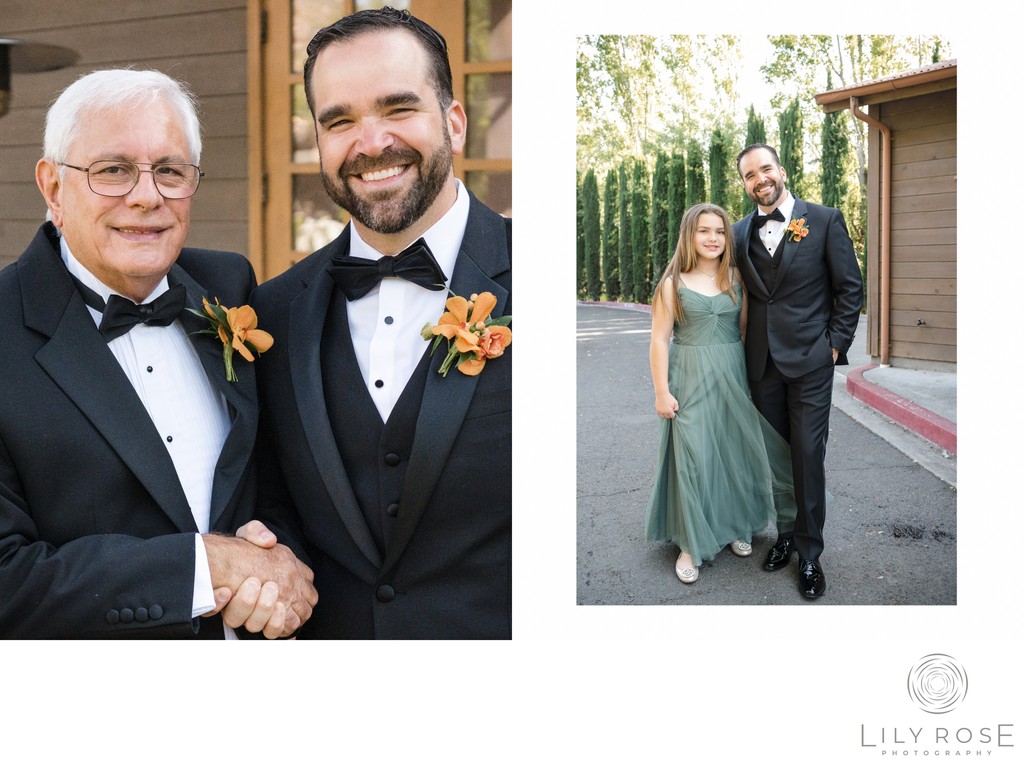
[858,653,1015,759]
[907,654,969,714]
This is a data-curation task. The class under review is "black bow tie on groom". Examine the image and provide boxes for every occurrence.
[752,208,785,229]
[69,275,187,342]
[328,237,448,302]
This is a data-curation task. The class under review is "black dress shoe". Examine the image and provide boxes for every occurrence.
[763,536,793,571]
[798,557,827,599]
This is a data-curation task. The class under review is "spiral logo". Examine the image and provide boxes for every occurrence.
[907,654,968,714]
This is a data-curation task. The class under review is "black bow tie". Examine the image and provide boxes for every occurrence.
[752,209,785,229]
[328,238,447,302]
[70,275,187,342]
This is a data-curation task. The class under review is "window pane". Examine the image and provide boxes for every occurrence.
[465,171,511,217]
[292,84,319,164]
[464,73,511,160]
[292,1,345,73]
[292,1,413,73]
[355,0,409,9]
[293,174,348,253]
[466,0,512,61]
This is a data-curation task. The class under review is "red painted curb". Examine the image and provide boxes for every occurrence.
[579,304,957,456]
[845,364,957,455]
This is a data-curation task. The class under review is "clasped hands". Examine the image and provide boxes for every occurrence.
[202,522,318,639]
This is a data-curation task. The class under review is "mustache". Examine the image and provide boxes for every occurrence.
[340,147,422,177]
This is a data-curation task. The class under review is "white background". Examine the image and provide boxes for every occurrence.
[4,1,1022,763]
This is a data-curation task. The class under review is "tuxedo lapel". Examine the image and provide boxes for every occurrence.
[170,264,258,528]
[287,230,382,569]
[21,230,196,533]
[735,215,768,297]
[383,200,510,572]
[774,196,807,288]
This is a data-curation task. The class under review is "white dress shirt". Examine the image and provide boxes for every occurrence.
[346,179,469,421]
[757,190,795,255]
[60,236,235,638]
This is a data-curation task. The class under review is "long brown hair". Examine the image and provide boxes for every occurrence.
[653,203,737,323]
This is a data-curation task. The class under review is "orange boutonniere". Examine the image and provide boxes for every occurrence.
[188,298,274,381]
[786,217,809,242]
[421,291,512,377]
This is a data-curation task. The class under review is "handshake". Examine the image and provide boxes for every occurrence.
[202,521,318,639]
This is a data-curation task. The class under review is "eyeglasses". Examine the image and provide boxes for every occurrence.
[59,160,204,199]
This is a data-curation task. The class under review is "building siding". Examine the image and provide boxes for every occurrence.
[0,0,249,269]
[867,87,956,366]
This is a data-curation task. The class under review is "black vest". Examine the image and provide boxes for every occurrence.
[748,226,788,293]
[321,291,431,557]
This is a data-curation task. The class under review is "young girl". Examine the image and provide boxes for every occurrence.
[644,203,796,583]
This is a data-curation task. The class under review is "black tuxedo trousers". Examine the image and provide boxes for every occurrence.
[734,198,863,562]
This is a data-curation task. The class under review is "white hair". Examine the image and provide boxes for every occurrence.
[42,68,202,165]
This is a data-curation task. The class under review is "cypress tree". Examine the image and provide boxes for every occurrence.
[744,104,767,146]
[617,161,634,302]
[650,152,670,289]
[667,153,686,257]
[576,172,586,300]
[820,72,850,210]
[708,127,729,208]
[582,168,602,301]
[631,159,651,305]
[685,140,706,208]
[602,169,620,300]
[743,105,766,215]
[778,100,805,199]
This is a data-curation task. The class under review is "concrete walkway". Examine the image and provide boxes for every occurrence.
[576,303,956,606]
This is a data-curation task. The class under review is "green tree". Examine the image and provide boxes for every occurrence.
[576,35,661,169]
[617,161,634,302]
[650,152,670,286]
[742,105,766,215]
[667,153,686,255]
[576,172,586,299]
[582,169,602,300]
[761,34,954,253]
[577,34,745,177]
[778,99,805,199]
[685,140,706,208]
[602,169,620,300]
[708,126,729,208]
[631,159,651,305]
[820,72,850,210]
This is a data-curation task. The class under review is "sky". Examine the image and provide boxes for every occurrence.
[734,35,776,114]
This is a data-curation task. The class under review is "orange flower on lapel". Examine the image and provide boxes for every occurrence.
[422,291,512,377]
[188,298,274,382]
[786,217,809,242]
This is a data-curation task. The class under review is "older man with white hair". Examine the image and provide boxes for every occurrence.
[0,68,316,638]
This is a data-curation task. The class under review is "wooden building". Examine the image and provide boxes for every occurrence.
[815,60,956,370]
[0,0,512,281]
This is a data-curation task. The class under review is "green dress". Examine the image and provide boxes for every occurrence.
[644,283,797,566]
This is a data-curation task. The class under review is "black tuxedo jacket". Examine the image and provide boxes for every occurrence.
[0,223,259,638]
[733,196,863,380]
[251,193,511,639]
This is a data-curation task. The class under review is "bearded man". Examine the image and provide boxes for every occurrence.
[732,143,862,600]
[251,8,511,638]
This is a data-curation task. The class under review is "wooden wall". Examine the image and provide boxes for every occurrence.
[0,0,250,270]
[867,87,956,367]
